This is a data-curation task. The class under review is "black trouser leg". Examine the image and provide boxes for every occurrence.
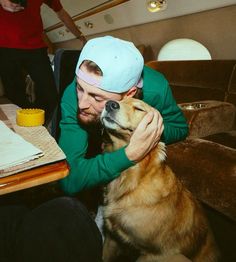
[0,48,58,123]
[0,48,31,107]
[15,197,103,262]
[23,48,58,123]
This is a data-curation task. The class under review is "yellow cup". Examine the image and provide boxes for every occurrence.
[16,108,45,127]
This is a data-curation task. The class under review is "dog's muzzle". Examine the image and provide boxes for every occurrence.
[101,100,120,128]
[101,100,134,132]
[105,100,120,113]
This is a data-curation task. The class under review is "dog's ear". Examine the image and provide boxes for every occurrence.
[124,86,138,98]
[132,101,147,112]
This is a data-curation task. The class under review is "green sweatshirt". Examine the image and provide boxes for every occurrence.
[59,66,189,195]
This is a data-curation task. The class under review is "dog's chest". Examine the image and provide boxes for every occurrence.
[103,171,138,230]
[104,201,145,243]
[103,169,152,237]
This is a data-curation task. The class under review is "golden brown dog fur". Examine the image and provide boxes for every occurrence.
[101,98,218,262]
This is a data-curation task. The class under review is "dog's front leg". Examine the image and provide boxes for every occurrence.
[103,234,121,262]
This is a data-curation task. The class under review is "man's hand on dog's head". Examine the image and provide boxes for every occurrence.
[125,109,164,162]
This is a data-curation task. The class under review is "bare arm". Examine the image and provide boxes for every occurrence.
[56,8,87,46]
[0,0,24,12]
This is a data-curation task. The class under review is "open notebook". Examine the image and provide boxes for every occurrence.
[0,120,44,170]
[0,104,66,178]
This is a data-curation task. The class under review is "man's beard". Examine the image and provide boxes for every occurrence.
[77,108,100,127]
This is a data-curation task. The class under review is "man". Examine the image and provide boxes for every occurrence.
[59,36,189,195]
[0,0,86,123]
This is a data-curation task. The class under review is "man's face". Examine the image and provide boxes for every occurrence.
[77,64,124,125]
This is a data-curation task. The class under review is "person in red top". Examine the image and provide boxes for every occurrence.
[0,0,86,123]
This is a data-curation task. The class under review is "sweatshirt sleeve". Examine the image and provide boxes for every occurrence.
[142,66,189,145]
[160,82,189,144]
[58,81,134,195]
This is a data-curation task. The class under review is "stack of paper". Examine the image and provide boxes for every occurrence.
[0,120,44,171]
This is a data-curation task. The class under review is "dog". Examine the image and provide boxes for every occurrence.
[100,98,218,262]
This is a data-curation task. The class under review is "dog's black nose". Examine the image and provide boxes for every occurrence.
[105,100,120,112]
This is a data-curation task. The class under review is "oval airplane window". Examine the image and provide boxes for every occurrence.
[157,38,211,61]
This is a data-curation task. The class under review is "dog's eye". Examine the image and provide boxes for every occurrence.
[134,106,145,112]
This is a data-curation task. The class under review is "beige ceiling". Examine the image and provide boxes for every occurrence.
[41,0,236,43]
[42,0,109,28]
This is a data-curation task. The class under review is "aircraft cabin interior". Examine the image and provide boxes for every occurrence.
[0,0,236,261]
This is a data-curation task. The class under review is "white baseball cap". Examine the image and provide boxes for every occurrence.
[75,36,144,93]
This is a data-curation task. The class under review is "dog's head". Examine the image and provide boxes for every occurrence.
[101,97,166,162]
[101,98,153,143]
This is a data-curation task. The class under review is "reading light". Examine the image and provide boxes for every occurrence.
[147,0,167,13]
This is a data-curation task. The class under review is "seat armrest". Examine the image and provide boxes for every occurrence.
[179,100,236,138]
[167,138,236,221]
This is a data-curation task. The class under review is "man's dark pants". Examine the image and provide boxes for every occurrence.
[0,197,103,262]
[0,47,58,123]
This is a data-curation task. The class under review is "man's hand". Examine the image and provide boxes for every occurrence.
[0,0,24,12]
[125,109,164,162]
